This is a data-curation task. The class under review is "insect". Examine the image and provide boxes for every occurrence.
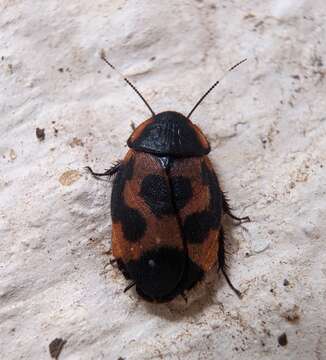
[87,52,250,302]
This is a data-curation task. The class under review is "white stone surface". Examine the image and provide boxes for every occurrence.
[1,1,326,359]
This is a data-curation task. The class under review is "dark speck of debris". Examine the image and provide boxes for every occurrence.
[278,333,288,347]
[260,136,267,148]
[254,20,264,28]
[36,127,45,141]
[244,13,255,20]
[281,305,300,323]
[150,56,156,61]
[117,357,125,360]
[54,128,59,136]
[283,279,290,286]
[58,68,64,73]
[291,74,300,80]
[49,338,67,359]
[1,56,4,61]
[69,137,84,147]
[7,63,13,74]
[312,54,323,67]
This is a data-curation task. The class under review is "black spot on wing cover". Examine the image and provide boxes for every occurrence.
[182,160,223,244]
[111,157,134,222]
[111,157,147,242]
[183,210,213,244]
[171,176,193,210]
[125,246,204,302]
[121,208,147,242]
[139,173,193,216]
[126,247,186,299]
[182,257,205,291]
[139,174,174,217]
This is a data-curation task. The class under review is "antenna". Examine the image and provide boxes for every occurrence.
[100,49,155,117]
[187,58,247,119]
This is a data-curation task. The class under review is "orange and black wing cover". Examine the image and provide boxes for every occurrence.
[111,150,186,299]
[169,156,222,273]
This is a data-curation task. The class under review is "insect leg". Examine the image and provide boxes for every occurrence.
[124,281,136,293]
[116,259,131,280]
[85,161,121,179]
[222,193,250,224]
[218,227,242,298]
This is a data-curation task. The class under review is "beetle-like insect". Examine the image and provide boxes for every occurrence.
[87,52,250,302]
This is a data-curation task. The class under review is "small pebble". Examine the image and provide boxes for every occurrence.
[278,333,288,346]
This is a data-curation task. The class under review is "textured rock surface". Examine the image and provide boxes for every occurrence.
[1,1,326,359]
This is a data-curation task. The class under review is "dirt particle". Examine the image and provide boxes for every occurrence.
[278,333,288,346]
[49,338,66,359]
[244,13,255,20]
[100,48,106,60]
[58,68,64,73]
[59,170,81,186]
[311,54,323,67]
[36,127,45,141]
[54,128,59,136]
[255,20,264,28]
[260,136,267,148]
[7,63,13,74]
[283,279,290,286]
[69,137,84,148]
[281,305,300,323]
[9,149,17,161]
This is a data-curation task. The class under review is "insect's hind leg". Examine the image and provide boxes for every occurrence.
[222,193,250,224]
[218,227,242,298]
[85,161,121,179]
[116,258,131,280]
